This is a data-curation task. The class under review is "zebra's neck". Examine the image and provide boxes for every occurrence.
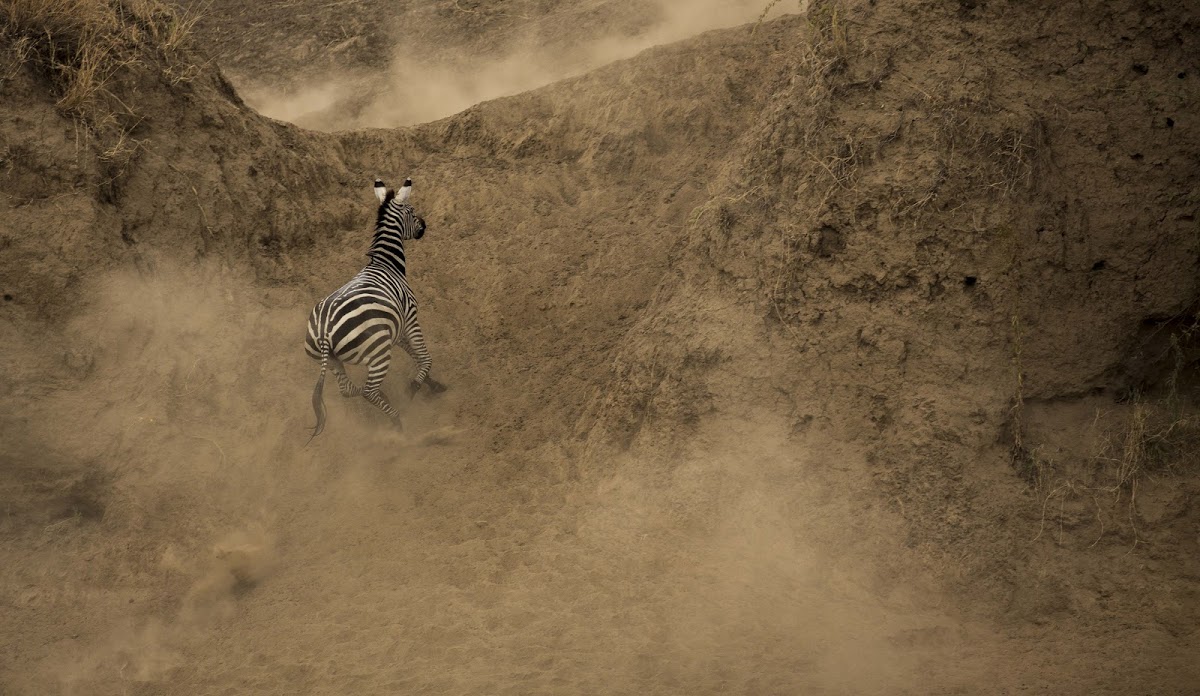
[367,234,407,277]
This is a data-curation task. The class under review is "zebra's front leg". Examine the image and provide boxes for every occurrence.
[331,357,361,397]
[401,321,446,398]
[361,352,401,426]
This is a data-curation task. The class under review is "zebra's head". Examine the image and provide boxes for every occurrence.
[373,178,426,241]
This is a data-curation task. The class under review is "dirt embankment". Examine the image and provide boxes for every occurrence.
[576,0,1200,654]
[2,0,1199,693]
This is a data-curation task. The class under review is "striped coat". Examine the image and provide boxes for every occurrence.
[304,179,445,439]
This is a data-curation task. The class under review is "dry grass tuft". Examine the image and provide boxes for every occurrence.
[1099,395,1200,488]
[1,0,203,155]
[1032,368,1199,549]
[933,99,1046,197]
[891,91,1048,223]
[1025,316,1200,548]
[803,0,849,71]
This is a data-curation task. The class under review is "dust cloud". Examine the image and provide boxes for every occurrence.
[242,0,797,129]
[2,253,997,693]
[57,523,278,694]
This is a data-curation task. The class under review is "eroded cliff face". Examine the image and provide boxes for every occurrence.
[1,1,1198,693]
[0,59,361,314]
[568,0,1200,647]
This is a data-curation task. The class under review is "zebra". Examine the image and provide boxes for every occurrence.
[304,178,446,440]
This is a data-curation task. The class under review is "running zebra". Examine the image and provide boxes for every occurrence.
[304,178,446,439]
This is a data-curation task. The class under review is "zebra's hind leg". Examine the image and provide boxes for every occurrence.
[361,352,401,427]
[331,358,361,397]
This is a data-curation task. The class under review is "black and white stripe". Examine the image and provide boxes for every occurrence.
[304,178,446,439]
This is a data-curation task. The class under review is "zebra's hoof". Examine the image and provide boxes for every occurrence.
[408,380,421,399]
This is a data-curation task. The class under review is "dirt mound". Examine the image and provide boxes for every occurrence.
[2,0,1199,693]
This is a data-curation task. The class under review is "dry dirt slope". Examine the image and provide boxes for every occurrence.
[2,0,1200,694]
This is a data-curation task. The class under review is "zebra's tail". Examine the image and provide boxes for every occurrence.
[307,339,331,444]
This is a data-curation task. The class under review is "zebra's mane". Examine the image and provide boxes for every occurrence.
[374,188,397,228]
[368,193,412,273]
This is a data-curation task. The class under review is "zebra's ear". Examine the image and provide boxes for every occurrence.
[373,179,387,203]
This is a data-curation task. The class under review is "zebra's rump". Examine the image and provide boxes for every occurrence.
[305,293,402,365]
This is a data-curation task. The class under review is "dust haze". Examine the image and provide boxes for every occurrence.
[7,0,1198,691]
[240,0,794,129]
[1,258,989,694]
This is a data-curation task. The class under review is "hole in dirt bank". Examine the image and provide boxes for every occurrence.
[1091,260,1106,271]
[963,276,978,289]
[1165,117,1175,128]
[1131,63,1149,75]
[1130,153,1144,161]
[1119,311,1200,395]
[3,294,12,301]
[956,0,981,17]
[812,225,846,258]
